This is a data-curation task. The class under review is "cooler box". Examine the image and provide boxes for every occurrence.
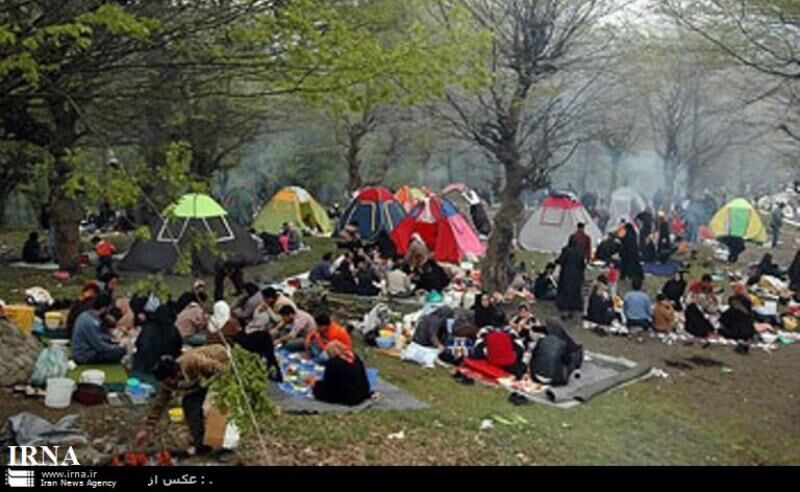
[5,305,35,334]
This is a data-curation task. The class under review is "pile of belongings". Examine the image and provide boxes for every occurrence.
[0,319,43,386]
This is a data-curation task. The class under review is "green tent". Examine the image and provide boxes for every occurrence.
[166,193,228,219]
[253,186,332,235]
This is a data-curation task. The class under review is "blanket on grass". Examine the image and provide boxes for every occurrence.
[457,352,651,409]
[273,348,427,413]
[642,260,682,277]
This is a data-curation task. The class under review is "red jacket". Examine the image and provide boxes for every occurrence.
[95,240,116,257]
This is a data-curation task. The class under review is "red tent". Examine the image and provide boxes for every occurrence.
[392,196,485,263]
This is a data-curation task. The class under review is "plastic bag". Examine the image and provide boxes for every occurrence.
[222,422,240,450]
[401,342,440,368]
[29,345,69,387]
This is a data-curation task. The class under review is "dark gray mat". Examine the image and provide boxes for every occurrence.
[268,378,428,414]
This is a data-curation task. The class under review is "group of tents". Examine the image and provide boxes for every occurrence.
[517,187,771,254]
[119,183,494,273]
[118,182,774,275]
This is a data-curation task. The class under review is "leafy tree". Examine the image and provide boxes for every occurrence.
[437,0,610,291]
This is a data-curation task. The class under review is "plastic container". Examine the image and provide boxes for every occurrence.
[5,304,35,334]
[79,369,105,386]
[168,408,184,423]
[376,336,395,349]
[45,378,75,408]
[45,312,64,329]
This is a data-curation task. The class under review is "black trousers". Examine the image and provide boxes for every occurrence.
[182,387,208,449]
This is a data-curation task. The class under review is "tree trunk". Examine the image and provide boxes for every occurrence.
[608,152,621,201]
[345,126,366,193]
[663,157,678,202]
[48,98,82,272]
[482,163,524,293]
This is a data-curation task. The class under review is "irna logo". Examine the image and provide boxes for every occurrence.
[7,446,80,466]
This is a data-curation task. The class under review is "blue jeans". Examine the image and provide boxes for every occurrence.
[772,228,780,248]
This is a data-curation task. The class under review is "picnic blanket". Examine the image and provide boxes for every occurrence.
[273,348,427,413]
[267,378,428,414]
[643,260,682,277]
[458,352,651,409]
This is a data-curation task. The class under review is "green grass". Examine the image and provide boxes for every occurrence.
[261,345,795,465]
[3,231,798,464]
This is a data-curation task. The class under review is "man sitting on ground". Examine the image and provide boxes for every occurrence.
[271,305,317,351]
[305,313,352,360]
[687,273,719,314]
[72,293,126,364]
[258,287,297,328]
[623,277,653,330]
[309,253,335,284]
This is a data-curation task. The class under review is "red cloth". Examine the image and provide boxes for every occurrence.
[95,240,116,257]
[462,358,511,382]
[484,331,517,367]
[689,280,713,294]
[608,266,619,284]
[278,235,290,254]
[570,231,592,262]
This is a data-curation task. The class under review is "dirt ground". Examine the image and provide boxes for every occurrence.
[0,227,798,465]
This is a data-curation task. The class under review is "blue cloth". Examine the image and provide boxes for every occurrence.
[309,261,333,283]
[643,260,681,277]
[71,311,125,364]
[623,291,652,322]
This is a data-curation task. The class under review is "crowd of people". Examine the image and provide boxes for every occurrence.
[56,267,373,456]
[319,225,452,298]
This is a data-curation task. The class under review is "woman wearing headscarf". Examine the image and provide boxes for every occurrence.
[556,237,586,320]
[661,271,687,310]
[311,341,372,406]
[130,296,182,382]
[472,293,506,328]
[619,223,643,282]
[719,295,756,342]
[405,233,429,273]
[684,302,715,339]
[585,279,616,326]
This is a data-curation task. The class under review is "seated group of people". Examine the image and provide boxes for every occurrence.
[408,292,583,386]
[583,259,797,350]
[250,222,305,257]
[311,230,451,297]
[68,274,373,408]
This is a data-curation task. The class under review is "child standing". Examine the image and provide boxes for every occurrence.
[93,236,117,279]
[607,262,619,300]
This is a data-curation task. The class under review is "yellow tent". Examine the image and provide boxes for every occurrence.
[253,186,332,235]
[708,198,767,243]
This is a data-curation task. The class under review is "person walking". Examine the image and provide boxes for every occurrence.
[770,203,786,249]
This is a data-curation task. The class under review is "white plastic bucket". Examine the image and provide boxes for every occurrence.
[45,378,75,408]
